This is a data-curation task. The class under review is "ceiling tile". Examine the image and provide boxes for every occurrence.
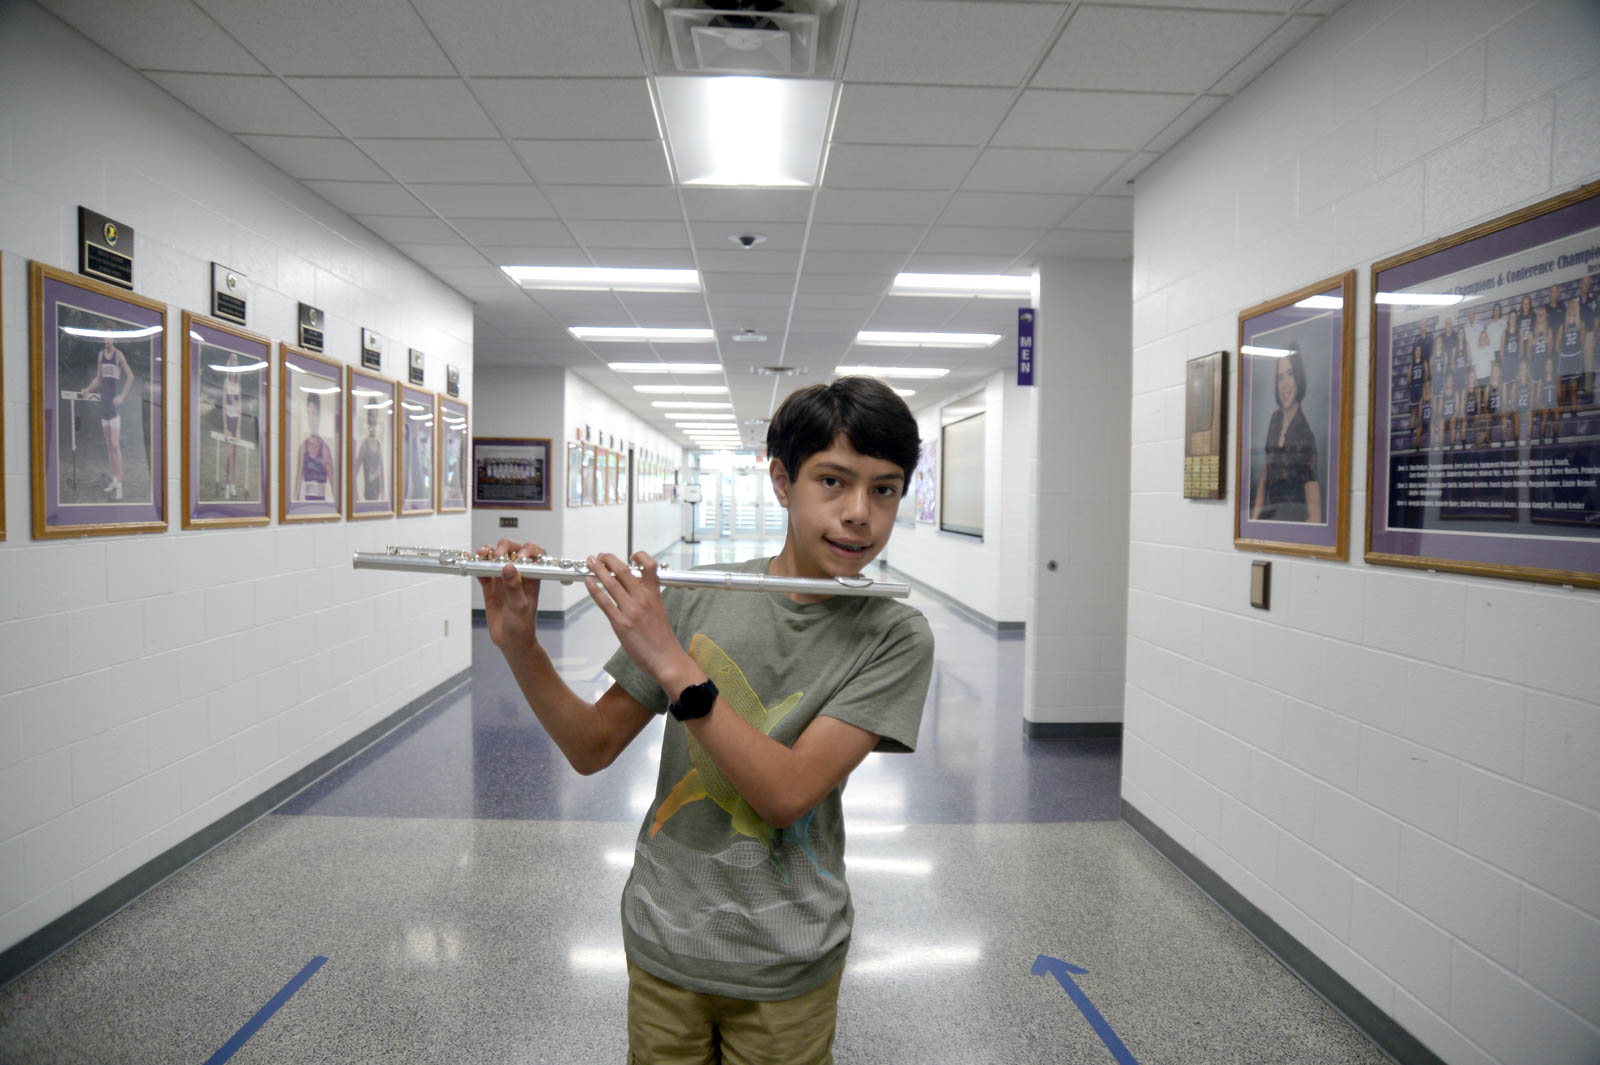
[993,89,1194,150]
[544,185,683,221]
[145,73,335,135]
[412,182,555,219]
[1104,151,1160,190]
[413,0,643,76]
[702,273,798,295]
[304,180,431,217]
[473,78,658,139]
[845,0,1068,87]
[286,77,495,138]
[938,191,1079,227]
[237,135,388,181]
[483,248,591,268]
[589,249,697,269]
[1211,15,1322,96]
[39,0,266,72]
[393,242,492,268]
[812,189,948,226]
[796,273,895,295]
[1146,95,1229,153]
[901,253,1023,273]
[1056,195,1133,232]
[693,249,802,275]
[806,224,926,253]
[1034,6,1282,93]
[679,189,813,223]
[833,85,1015,146]
[197,0,452,75]
[963,147,1126,194]
[355,214,462,244]
[454,219,576,247]
[823,145,979,190]
[689,222,807,252]
[360,138,527,183]
[919,225,1042,256]
[1028,229,1133,260]
[568,219,690,249]
[803,251,908,275]
[515,140,671,186]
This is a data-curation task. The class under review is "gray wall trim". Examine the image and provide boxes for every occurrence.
[1122,798,1446,1065]
[0,669,471,987]
[1025,721,1122,739]
[879,563,1025,635]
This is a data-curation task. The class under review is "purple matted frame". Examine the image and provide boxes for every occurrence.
[1366,181,1600,588]
[473,436,551,510]
[30,262,168,539]
[347,366,396,520]
[280,344,343,524]
[182,311,270,529]
[1235,271,1356,560]
[397,383,435,517]
[437,396,469,513]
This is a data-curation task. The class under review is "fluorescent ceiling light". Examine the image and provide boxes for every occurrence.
[656,75,832,187]
[652,401,731,409]
[571,327,715,343]
[1293,295,1344,309]
[893,389,915,398]
[62,323,164,340]
[634,385,729,395]
[853,331,1001,349]
[501,266,699,292]
[836,365,950,378]
[891,272,1033,299]
[664,412,735,420]
[1241,344,1295,358]
[1375,292,1465,307]
[678,422,741,429]
[608,362,722,373]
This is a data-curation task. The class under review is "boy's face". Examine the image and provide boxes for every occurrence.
[771,435,904,580]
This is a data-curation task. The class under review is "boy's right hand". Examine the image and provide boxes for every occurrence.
[477,539,544,653]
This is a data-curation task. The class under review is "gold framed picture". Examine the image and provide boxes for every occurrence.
[280,344,343,524]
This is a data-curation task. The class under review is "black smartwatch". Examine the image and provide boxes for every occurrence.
[668,679,718,722]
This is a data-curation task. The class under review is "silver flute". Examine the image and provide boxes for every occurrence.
[352,546,911,599]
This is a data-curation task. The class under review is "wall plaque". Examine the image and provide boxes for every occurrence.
[297,302,325,353]
[211,263,248,326]
[78,207,133,289]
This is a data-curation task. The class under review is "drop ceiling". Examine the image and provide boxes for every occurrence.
[38,0,1345,450]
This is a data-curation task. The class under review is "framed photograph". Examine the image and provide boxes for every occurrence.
[567,441,583,507]
[1185,351,1227,500]
[347,367,396,520]
[30,263,168,538]
[1367,181,1600,588]
[1234,271,1356,560]
[914,439,938,522]
[582,443,597,506]
[473,437,550,510]
[437,396,469,513]
[1,258,4,542]
[279,345,342,524]
[398,384,435,516]
[181,312,270,529]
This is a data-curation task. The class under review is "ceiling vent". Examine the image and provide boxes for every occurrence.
[649,0,842,77]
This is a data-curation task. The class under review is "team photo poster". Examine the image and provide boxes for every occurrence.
[1368,181,1600,587]
[30,263,168,539]
[473,437,550,510]
[1235,272,1356,560]
[398,384,435,516]
[280,345,343,524]
[437,396,469,513]
[347,367,396,520]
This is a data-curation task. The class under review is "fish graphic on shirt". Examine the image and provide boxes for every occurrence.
[649,633,826,880]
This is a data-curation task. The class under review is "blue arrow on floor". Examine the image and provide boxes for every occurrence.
[1032,954,1141,1065]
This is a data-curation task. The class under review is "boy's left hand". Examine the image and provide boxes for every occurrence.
[585,552,693,685]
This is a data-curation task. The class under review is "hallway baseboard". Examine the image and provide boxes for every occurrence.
[879,562,1025,635]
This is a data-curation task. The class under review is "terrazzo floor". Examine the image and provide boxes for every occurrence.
[0,539,1392,1065]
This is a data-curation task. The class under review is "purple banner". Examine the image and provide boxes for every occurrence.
[1018,308,1035,386]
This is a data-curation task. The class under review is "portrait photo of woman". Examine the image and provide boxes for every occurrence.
[1249,345,1322,523]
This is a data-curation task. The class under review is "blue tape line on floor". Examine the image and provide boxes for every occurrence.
[1032,954,1139,1065]
[203,956,328,1065]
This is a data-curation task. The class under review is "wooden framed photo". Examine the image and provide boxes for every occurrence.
[30,263,168,538]
[582,443,597,505]
[1184,351,1227,500]
[1367,180,1600,588]
[1234,271,1356,560]
[475,437,551,509]
[398,384,435,516]
[347,367,396,520]
[182,311,270,529]
[279,344,342,524]
[566,440,583,507]
[437,395,468,513]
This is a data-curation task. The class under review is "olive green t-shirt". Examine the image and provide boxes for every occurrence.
[604,557,934,1001]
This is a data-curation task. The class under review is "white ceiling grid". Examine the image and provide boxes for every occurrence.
[38,0,1345,448]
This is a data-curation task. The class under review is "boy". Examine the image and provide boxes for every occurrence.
[478,376,934,1064]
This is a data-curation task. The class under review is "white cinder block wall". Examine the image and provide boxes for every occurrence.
[1124,3,1600,1064]
[885,369,1034,625]
[469,367,685,614]
[0,5,472,954]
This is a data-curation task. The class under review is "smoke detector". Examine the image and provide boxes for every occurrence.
[650,0,841,76]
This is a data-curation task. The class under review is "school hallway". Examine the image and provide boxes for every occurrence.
[0,539,1392,1065]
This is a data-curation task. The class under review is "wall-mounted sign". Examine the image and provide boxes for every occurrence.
[78,207,134,289]
[361,328,382,371]
[211,263,248,325]
[297,302,325,353]
[446,364,460,397]
[1017,307,1036,386]
[408,347,425,385]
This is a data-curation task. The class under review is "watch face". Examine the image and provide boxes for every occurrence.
[672,680,717,721]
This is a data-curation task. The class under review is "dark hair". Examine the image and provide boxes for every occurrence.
[767,376,920,489]
[1278,347,1307,405]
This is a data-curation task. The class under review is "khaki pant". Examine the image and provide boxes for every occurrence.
[626,959,843,1065]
